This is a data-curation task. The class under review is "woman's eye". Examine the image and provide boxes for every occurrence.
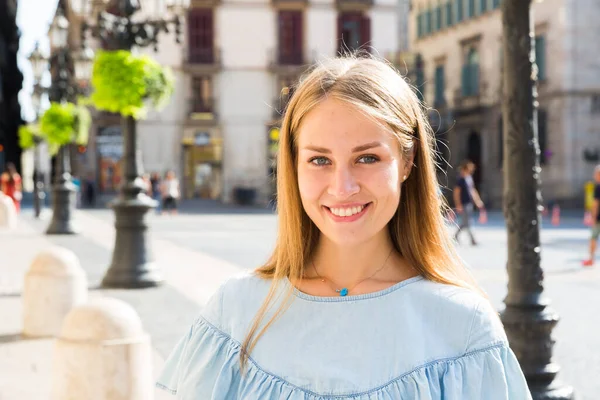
[309,157,331,166]
[357,155,379,164]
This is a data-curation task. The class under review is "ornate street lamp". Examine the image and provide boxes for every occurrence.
[500,1,574,398]
[28,44,49,219]
[75,0,188,288]
[45,1,94,234]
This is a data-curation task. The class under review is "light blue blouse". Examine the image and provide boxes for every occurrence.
[157,273,532,399]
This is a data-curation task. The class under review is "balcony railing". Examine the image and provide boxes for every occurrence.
[185,47,222,66]
[268,48,307,71]
[188,98,217,120]
[336,0,374,7]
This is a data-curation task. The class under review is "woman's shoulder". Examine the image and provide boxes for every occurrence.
[199,271,276,336]
[407,278,508,351]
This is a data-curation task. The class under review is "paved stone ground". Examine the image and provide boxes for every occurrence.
[0,203,599,399]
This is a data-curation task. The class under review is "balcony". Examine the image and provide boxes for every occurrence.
[183,47,222,74]
[336,0,374,10]
[271,0,307,5]
[453,88,483,116]
[268,48,308,75]
[186,98,218,126]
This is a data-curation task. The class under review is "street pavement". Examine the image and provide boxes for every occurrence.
[0,202,599,399]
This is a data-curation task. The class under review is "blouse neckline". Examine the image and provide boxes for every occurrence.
[286,275,424,303]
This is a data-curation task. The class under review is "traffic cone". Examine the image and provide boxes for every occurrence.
[584,211,593,227]
[551,204,560,226]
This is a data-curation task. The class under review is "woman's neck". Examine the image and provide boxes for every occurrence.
[310,231,399,287]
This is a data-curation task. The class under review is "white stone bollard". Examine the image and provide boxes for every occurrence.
[22,246,87,337]
[0,192,17,229]
[51,298,154,400]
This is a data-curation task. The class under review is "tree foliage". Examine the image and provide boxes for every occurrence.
[90,50,174,119]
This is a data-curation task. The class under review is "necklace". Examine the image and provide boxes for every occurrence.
[311,249,394,296]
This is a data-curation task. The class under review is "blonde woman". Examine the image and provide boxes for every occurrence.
[157,57,531,399]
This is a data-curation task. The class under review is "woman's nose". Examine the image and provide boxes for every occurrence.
[328,167,359,198]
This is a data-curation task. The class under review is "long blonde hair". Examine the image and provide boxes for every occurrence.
[241,55,479,368]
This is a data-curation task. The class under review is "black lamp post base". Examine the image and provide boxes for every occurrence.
[101,194,163,289]
[46,183,79,235]
[530,382,575,400]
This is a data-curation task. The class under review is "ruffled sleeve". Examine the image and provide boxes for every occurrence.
[156,284,232,398]
[388,342,532,399]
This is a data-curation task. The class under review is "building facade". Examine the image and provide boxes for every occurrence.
[84,0,404,204]
[0,0,23,174]
[411,0,600,208]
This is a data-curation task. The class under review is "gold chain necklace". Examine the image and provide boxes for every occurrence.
[311,249,394,296]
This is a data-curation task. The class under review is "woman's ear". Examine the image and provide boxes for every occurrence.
[402,140,417,180]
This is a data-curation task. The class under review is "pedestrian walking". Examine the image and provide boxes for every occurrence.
[453,160,484,245]
[157,56,530,399]
[583,165,600,266]
[150,172,162,214]
[0,163,22,213]
[161,170,180,215]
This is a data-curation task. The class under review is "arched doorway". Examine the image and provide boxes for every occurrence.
[467,131,482,187]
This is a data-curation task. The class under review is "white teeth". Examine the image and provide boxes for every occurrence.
[330,205,365,217]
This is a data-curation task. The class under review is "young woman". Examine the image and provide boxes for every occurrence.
[0,163,22,213]
[157,57,531,399]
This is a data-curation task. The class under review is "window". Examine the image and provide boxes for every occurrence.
[456,0,464,22]
[434,65,445,106]
[461,47,479,96]
[191,76,213,113]
[498,116,503,168]
[436,5,443,30]
[467,0,475,18]
[535,35,546,81]
[492,0,500,8]
[188,9,214,64]
[480,0,488,13]
[417,12,423,37]
[425,9,432,34]
[278,11,303,65]
[415,54,425,102]
[338,13,370,53]
[538,109,548,164]
[446,2,453,26]
[592,95,600,114]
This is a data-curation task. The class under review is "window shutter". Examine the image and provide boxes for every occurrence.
[535,36,546,81]
[538,109,548,164]
[361,15,371,49]
[457,0,464,22]
[188,9,214,63]
[446,2,453,26]
[337,14,343,54]
[480,0,488,13]
[436,6,443,30]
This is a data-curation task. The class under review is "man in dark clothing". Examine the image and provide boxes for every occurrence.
[583,165,600,266]
[453,160,484,245]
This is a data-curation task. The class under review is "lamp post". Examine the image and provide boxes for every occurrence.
[75,0,188,288]
[28,44,49,219]
[500,1,574,398]
[43,1,94,234]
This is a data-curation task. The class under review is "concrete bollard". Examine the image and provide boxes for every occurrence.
[51,298,153,400]
[0,192,17,229]
[23,246,87,337]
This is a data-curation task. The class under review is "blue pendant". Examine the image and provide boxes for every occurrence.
[339,288,348,296]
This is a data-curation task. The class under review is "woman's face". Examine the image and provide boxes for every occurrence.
[296,98,412,246]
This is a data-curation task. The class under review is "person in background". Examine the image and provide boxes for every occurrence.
[72,175,82,208]
[161,170,180,215]
[0,163,22,213]
[142,173,152,195]
[583,165,600,266]
[453,160,484,245]
[150,172,162,214]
